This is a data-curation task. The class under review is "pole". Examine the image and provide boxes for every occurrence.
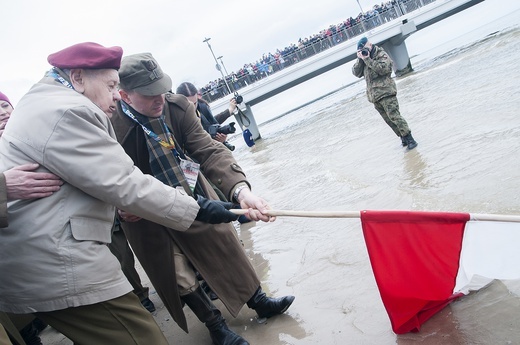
[203,37,232,94]
[356,0,364,14]
[217,56,230,76]
[230,209,360,218]
[230,209,520,222]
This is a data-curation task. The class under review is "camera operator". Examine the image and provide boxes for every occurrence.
[352,37,418,150]
[176,82,237,151]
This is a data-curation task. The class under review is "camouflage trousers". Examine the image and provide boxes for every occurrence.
[373,96,410,137]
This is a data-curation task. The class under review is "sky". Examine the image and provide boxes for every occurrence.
[1,0,372,104]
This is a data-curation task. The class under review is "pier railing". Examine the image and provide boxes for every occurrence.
[201,0,437,103]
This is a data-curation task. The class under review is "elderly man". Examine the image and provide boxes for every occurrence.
[0,42,241,345]
[112,53,295,345]
[352,36,418,150]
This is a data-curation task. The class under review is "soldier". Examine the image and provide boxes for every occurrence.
[352,37,418,150]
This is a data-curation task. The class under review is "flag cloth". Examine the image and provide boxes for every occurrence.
[360,210,520,334]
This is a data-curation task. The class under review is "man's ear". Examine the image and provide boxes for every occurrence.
[119,89,131,104]
[70,69,86,93]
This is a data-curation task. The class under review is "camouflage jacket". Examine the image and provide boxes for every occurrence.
[352,45,397,103]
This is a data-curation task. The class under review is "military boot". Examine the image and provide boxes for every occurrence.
[19,322,43,345]
[403,133,418,150]
[400,136,407,147]
[181,287,249,345]
[246,287,295,319]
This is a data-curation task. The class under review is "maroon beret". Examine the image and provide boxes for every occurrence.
[47,42,123,70]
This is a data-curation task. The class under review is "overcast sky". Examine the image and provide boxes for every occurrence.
[1,0,374,104]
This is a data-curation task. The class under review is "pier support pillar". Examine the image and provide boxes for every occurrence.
[234,103,261,141]
[382,20,417,76]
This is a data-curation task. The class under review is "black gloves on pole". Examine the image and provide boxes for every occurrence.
[195,195,239,224]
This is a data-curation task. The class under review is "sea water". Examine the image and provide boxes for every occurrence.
[228,4,520,344]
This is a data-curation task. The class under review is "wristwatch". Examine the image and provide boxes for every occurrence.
[233,185,248,202]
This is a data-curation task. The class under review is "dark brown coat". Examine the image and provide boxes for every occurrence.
[111,94,260,332]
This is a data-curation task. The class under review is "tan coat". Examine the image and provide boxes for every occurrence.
[0,179,24,345]
[111,94,260,332]
[0,77,199,313]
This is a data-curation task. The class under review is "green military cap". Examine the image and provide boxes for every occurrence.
[119,53,172,96]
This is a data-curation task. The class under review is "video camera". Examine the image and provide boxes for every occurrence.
[208,122,236,151]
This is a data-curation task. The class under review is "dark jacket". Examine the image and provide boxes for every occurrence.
[111,94,260,333]
[196,100,232,133]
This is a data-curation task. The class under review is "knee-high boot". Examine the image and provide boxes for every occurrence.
[181,287,249,345]
[246,287,295,319]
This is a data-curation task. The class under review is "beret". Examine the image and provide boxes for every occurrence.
[357,37,368,50]
[47,42,123,70]
[119,53,172,96]
[0,91,11,106]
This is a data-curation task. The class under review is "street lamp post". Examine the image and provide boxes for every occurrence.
[356,0,364,14]
[203,37,232,94]
[217,56,230,76]
[355,0,368,34]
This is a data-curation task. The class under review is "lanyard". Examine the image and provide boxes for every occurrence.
[120,102,178,154]
[48,68,74,89]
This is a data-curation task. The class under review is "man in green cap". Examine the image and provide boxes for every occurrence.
[112,53,295,345]
[353,37,418,150]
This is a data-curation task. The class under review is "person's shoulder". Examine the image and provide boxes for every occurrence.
[165,93,191,111]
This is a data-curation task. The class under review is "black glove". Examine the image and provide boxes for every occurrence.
[195,195,239,224]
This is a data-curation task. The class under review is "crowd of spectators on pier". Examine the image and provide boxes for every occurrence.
[199,0,436,102]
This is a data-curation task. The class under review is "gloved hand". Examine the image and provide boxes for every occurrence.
[195,195,239,224]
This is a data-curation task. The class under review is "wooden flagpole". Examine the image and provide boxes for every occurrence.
[230,209,520,222]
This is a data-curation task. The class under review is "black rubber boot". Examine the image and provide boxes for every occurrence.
[400,136,407,147]
[31,318,48,333]
[403,133,418,150]
[19,321,43,345]
[246,287,295,319]
[182,287,249,345]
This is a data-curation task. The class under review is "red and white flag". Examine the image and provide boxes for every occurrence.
[360,210,520,334]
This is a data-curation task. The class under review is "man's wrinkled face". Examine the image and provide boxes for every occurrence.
[120,90,165,118]
[81,69,121,117]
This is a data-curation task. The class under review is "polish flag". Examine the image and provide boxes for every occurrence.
[360,210,520,334]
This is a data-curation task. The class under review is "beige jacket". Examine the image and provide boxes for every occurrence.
[0,76,199,313]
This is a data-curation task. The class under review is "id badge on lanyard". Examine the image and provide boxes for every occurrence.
[179,158,200,193]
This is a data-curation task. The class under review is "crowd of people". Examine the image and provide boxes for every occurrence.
[200,0,436,103]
